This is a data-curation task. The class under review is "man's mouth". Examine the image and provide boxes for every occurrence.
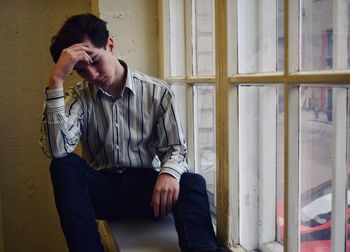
[96,76,106,84]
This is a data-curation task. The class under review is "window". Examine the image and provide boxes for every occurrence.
[159,0,350,251]
[160,0,217,214]
[193,85,216,214]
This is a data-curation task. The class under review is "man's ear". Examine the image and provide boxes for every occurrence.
[106,36,115,53]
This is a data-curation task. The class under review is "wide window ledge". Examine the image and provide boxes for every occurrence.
[261,242,283,252]
[229,242,283,252]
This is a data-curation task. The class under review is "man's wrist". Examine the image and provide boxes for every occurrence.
[49,74,64,89]
[159,169,181,182]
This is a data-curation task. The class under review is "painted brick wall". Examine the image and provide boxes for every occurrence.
[0,1,159,251]
[0,1,91,251]
[98,0,159,77]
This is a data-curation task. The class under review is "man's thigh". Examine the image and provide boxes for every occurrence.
[118,168,159,218]
[83,167,125,220]
[87,167,159,220]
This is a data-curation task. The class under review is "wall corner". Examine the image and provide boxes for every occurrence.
[91,0,100,16]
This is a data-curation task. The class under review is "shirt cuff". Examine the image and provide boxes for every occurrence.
[44,87,65,113]
[159,164,185,182]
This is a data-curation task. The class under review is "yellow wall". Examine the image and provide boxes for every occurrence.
[98,0,159,77]
[0,192,4,252]
[0,1,91,251]
[0,0,158,251]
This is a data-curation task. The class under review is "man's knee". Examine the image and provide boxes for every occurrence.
[180,173,207,193]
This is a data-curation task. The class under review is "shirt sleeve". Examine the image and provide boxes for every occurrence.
[40,87,84,159]
[156,89,189,181]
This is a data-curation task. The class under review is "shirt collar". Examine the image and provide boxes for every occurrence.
[91,59,135,100]
[121,60,136,96]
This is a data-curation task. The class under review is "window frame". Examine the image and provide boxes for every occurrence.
[158,0,350,251]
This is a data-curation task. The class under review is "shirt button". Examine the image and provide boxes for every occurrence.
[114,145,120,150]
[115,123,119,128]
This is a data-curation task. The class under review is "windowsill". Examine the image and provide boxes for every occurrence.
[228,242,283,252]
[107,215,180,252]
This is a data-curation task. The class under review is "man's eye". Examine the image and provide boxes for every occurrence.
[92,60,99,66]
[76,69,85,74]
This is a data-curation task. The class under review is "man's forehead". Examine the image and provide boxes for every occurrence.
[74,61,89,70]
[82,39,95,48]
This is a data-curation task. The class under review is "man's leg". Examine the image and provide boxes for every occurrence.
[173,173,223,252]
[118,168,159,218]
[50,153,123,252]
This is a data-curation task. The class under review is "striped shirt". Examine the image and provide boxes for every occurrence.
[40,61,188,181]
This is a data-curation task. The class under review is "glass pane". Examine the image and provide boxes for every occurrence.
[192,0,215,76]
[300,0,350,71]
[277,0,285,71]
[347,89,350,252]
[170,84,187,139]
[193,85,216,214]
[299,86,333,252]
[236,0,284,73]
[238,85,282,250]
[162,0,186,77]
[276,85,285,244]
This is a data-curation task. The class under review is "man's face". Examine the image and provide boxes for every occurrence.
[73,39,116,88]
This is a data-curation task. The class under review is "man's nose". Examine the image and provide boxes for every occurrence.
[87,66,99,80]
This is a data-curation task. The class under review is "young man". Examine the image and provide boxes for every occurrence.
[40,13,226,252]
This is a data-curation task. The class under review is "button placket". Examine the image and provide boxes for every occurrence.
[114,102,120,165]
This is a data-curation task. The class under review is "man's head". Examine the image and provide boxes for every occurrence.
[50,13,109,63]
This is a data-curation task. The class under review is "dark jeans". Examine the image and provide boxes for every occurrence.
[50,153,220,252]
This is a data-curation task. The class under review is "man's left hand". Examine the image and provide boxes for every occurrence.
[151,173,179,217]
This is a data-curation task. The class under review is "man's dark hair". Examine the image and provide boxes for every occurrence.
[50,13,109,63]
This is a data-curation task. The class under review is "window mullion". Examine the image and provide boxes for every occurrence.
[228,85,239,246]
[215,0,229,246]
[330,88,347,252]
[286,87,300,252]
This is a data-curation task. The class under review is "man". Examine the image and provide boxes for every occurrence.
[40,13,225,252]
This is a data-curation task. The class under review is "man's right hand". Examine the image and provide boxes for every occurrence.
[49,43,93,89]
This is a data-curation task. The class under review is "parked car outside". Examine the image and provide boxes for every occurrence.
[277,177,350,251]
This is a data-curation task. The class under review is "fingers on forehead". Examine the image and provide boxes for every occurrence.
[72,42,95,51]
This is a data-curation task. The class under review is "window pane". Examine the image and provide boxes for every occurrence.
[192,0,215,76]
[300,0,350,71]
[238,85,282,250]
[162,0,186,77]
[276,85,285,244]
[193,85,216,214]
[236,0,284,74]
[347,89,350,252]
[170,84,187,139]
[299,86,333,251]
[277,0,285,71]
